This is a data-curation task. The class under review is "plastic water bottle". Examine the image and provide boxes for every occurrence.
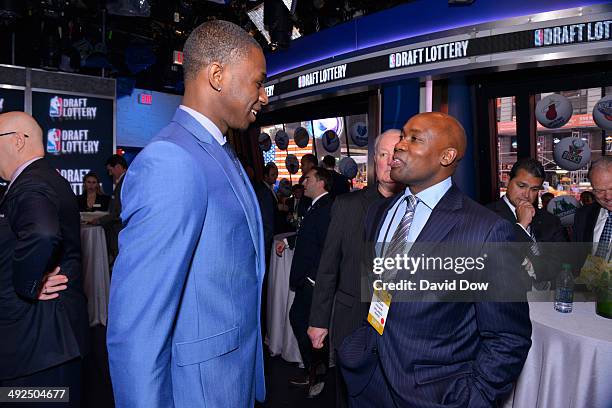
[554,263,574,313]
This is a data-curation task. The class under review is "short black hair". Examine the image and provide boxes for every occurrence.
[509,158,545,180]
[291,184,304,192]
[322,155,336,168]
[541,192,554,200]
[106,154,128,169]
[301,153,318,167]
[310,166,332,192]
[182,20,261,83]
[580,190,594,199]
[263,162,277,176]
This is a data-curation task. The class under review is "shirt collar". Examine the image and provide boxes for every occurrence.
[404,177,452,210]
[179,105,226,146]
[502,194,517,218]
[7,157,44,192]
[311,192,329,206]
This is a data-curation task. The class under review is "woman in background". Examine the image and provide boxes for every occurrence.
[77,172,110,212]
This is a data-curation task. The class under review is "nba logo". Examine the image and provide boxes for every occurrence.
[47,128,61,154]
[534,29,544,47]
[389,54,396,69]
[49,96,62,117]
[0,98,4,112]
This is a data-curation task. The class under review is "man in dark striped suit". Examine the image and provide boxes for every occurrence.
[337,112,532,407]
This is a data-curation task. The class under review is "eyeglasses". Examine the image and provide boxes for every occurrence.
[0,131,29,138]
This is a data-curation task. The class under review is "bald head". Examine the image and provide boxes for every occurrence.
[0,112,45,180]
[415,112,466,162]
[391,112,466,194]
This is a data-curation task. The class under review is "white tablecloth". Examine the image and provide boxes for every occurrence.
[80,224,110,327]
[266,233,302,364]
[504,301,612,408]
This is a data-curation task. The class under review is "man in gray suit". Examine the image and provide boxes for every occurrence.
[91,154,127,264]
[307,129,404,405]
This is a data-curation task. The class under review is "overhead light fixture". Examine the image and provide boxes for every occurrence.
[247,2,300,48]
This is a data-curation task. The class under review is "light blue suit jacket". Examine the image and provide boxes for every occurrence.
[107,108,266,407]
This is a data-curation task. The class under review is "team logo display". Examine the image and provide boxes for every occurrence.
[339,157,358,179]
[293,127,310,148]
[285,154,300,174]
[535,94,573,129]
[547,195,580,227]
[350,122,368,147]
[322,130,340,152]
[275,130,289,150]
[593,95,612,131]
[553,137,591,171]
[258,132,272,152]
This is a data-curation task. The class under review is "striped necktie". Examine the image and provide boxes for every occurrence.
[595,210,612,259]
[383,195,419,280]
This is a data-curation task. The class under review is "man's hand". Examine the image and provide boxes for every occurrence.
[88,218,100,225]
[275,241,286,257]
[38,266,68,300]
[308,326,328,349]
[515,200,535,230]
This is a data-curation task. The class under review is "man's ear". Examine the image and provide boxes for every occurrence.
[15,132,27,152]
[440,148,458,167]
[207,62,224,92]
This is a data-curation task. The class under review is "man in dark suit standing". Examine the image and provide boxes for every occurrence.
[338,112,531,407]
[574,156,612,265]
[308,129,404,407]
[255,162,279,264]
[487,158,568,288]
[0,112,89,407]
[287,184,310,220]
[285,167,333,392]
[91,154,127,265]
[323,155,351,198]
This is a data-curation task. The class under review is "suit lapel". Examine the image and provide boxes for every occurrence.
[172,109,262,269]
[586,203,602,242]
[413,185,462,245]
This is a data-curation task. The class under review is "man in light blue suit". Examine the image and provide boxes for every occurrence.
[107,20,269,407]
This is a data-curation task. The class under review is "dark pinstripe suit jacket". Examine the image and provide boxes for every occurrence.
[338,185,532,407]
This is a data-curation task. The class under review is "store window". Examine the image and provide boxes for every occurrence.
[261,115,369,189]
[535,88,605,200]
[496,96,517,196]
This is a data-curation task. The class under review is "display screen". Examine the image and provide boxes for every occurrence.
[32,91,115,196]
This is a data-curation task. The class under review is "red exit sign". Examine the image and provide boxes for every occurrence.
[138,93,153,105]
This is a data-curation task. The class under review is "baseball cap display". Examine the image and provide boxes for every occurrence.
[275,129,289,150]
[535,94,573,129]
[293,126,310,148]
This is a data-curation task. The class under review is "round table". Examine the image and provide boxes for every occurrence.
[80,224,110,327]
[503,301,612,408]
[266,232,302,364]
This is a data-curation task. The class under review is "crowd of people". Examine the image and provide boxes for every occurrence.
[0,19,610,408]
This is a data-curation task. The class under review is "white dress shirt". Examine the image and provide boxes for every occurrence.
[179,105,226,146]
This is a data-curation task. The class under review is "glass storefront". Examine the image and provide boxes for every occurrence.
[261,114,369,189]
[495,87,609,202]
